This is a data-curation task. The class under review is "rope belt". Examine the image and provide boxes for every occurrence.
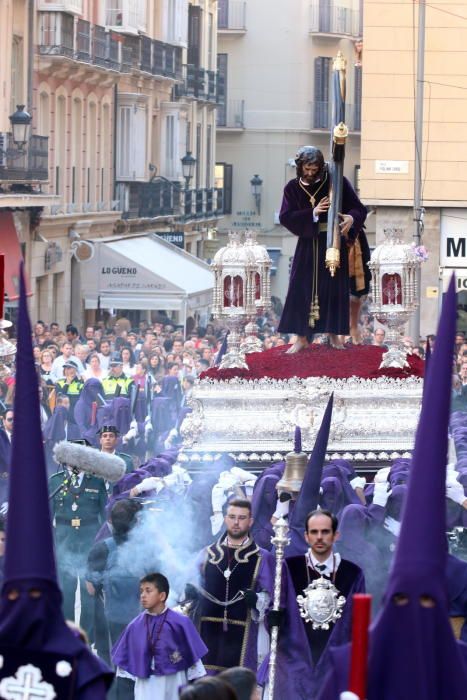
[198,586,245,608]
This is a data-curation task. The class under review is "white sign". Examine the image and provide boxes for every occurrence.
[442,269,467,292]
[440,209,467,268]
[375,160,409,174]
[96,245,171,293]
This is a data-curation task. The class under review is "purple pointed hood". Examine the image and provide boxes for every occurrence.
[359,276,467,698]
[0,265,113,692]
[4,266,56,584]
[317,276,467,700]
[286,393,333,556]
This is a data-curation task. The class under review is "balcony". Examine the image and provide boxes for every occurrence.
[310,101,361,131]
[217,99,245,129]
[118,181,181,219]
[183,188,224,220]
[174,65,219,102]
[0,134,49,183]
[38,12,134,73]
[121,36,183,79]
[309,1,361,38]
[117,181,224,220]
[105,0,147,35]
[218,0,247,32]
[38,0,83,14]
[152,41,183,79]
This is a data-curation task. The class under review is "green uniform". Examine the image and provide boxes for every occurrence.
[116,451,133,473]
[48,470,107,638]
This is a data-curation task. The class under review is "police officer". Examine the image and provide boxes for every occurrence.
[98,424,133,474]
[101,353,134,401]
[48,443,108,640]
[54,360,84,424]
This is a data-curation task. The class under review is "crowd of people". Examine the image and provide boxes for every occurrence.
[0,270,465,700]
[0,296,463,700]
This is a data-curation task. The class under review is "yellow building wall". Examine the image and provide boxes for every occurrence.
[361,0,467,205]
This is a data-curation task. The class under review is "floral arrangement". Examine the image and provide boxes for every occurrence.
[411,243,429,263]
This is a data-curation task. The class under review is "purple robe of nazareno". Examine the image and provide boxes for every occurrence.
[277,175,367,338]
[112,607,207,678]
[317,276,467,700]
[0,265,113,699]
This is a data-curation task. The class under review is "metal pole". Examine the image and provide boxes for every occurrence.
[409,0,426,344]
[267,517,290,700]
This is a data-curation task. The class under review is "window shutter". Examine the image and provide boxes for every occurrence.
[313,56,331,128]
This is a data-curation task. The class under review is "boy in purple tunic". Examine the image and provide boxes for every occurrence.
[112,572,207,700]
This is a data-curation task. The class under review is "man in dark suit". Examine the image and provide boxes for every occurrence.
[286,509,365,688]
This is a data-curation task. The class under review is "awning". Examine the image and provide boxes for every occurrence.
[81,234,214,314]
[0,211,30,300]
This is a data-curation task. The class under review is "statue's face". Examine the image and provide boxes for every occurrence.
[301,161,321,184]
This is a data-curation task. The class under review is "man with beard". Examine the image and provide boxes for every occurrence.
[277,146,368,351]
[187,498,274,674]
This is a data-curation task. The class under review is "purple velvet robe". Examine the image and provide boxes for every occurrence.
[112,608,207,678]
[278,176,367,338]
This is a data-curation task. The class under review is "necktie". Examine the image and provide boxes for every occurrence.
[316,564,327,574]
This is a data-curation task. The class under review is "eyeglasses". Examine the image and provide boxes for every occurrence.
[4,418,13,422]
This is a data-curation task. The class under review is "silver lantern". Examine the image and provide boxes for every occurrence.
[368,228,420,369]
[211,232,257,369]
[241,230,272,354]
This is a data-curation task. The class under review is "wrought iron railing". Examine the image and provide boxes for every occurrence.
[0,134,49,182]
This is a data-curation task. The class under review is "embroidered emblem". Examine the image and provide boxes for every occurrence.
[0,664,56,700]
[169,650,183,664]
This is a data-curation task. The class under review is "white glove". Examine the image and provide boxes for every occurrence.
[372,481,390,507]
[446,471,461,487]
[210,512,224,535]
[272,499,290,520]
[163,428,178,449]
[350,476,366,490]
[122,419,138,444]
[446,481,467,506]
[144,416,153,438]
[231,466,256,484]
[172,464,192,487]
[244,479,256,497]
[133,476,164,495]
[212,482,228,513]
[218,470,238,490]
[374,467,390,484]
[163,471,188,494]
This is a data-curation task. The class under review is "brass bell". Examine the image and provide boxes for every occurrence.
[276,426,308,494]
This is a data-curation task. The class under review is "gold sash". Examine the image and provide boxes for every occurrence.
[348,235,365,292]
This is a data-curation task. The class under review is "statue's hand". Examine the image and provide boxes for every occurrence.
[338,213,354,236]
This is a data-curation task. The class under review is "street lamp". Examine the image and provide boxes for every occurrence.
[181,151,197,219]
[250,174,263,215]
[181,151,196,189]
[9,105,32,150]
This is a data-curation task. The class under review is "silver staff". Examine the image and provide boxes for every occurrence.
[268,517,290,700]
